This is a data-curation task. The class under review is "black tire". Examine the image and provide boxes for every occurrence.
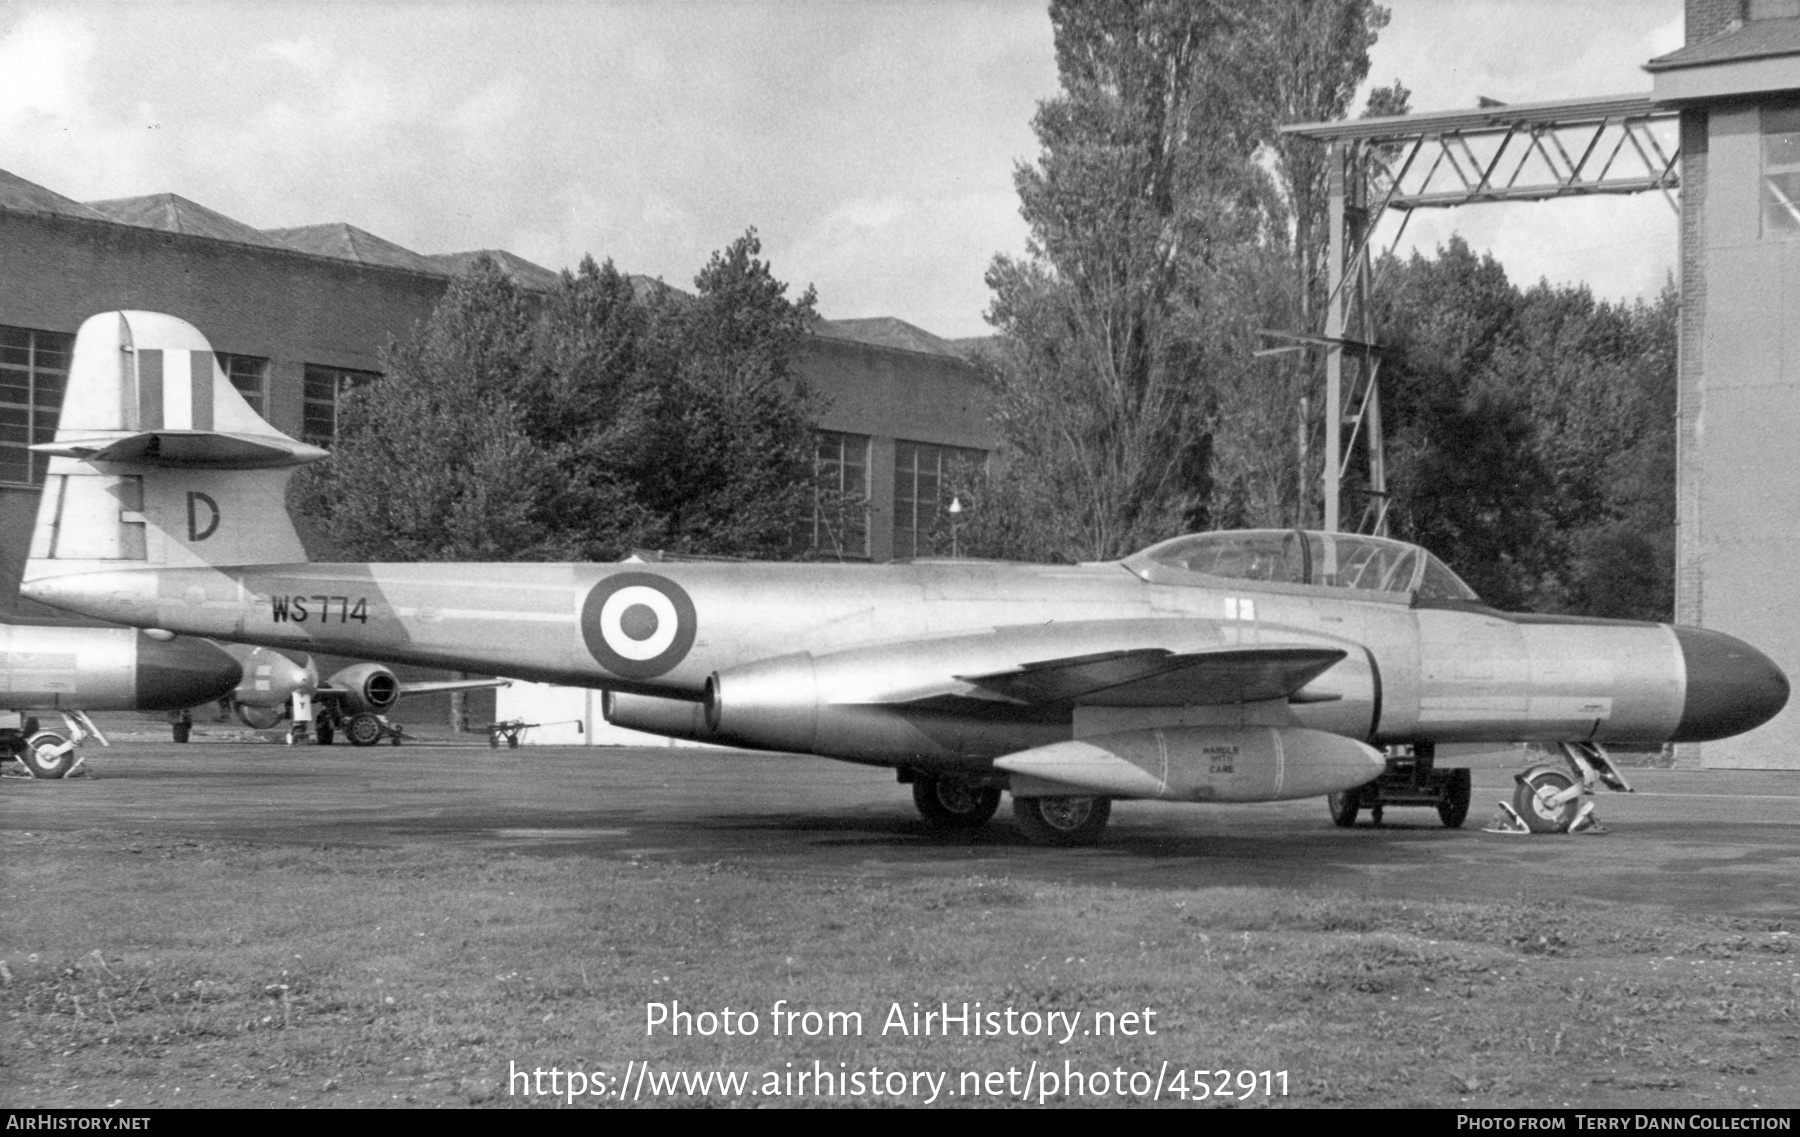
[1327,788,1361,827]
[1012,795,1111,847]
[1438,768,1472,828]
[171,721,192,744]
[315,723,335,745]
[1514,768,1577,833]
[912,774,1002,829]
[345,713,385,747]
[23,732,75,779]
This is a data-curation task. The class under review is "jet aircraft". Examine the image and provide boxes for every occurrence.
[212,642,507,744]
[0,618,241,777]
[17,312,1791,841]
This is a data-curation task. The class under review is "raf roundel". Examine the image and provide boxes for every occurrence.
[580,573,698,680]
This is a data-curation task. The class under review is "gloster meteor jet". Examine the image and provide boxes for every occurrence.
[0,619,241,776]
[18,312,1789,841]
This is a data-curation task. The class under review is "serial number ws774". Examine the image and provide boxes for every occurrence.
[269,595,370,624]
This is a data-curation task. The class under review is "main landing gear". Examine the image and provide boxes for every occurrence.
[1487,742,1630,835]
[899,768,1108,846]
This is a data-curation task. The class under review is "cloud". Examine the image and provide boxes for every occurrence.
[0,10,97,125]
[258,36,336,75]
[450,79,524,136]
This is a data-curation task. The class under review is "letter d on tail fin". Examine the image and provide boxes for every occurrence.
[23,311,328,587]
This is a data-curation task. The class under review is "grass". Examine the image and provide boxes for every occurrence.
[3,827,1797,1108]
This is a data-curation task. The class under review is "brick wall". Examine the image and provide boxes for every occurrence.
[1688,0,1745,43]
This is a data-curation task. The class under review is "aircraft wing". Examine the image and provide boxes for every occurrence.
[956,644,1346,708]
[314,677,510,703]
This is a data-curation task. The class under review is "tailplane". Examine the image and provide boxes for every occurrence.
[24,311,326,582]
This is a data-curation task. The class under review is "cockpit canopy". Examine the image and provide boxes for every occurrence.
[1124,529,1480,601]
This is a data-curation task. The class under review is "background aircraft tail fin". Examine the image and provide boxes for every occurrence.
[24,311,327,581]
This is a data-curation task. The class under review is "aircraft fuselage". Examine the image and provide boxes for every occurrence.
[23,558,1776,770]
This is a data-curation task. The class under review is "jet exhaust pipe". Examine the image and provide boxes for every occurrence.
[996,726,1386,802]
[603,690,714,742]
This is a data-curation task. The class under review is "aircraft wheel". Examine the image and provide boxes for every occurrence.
[1327,788,1361,827]
[912,774,1001,829]
[22,732,75,779]
[1514,768,1578,833]
[345,713,384,747]
[1012,795,1110,847]
[1438,768,1473,828]
[171,721,192,744]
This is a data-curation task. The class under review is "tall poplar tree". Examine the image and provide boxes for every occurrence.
[980,0,1277,561]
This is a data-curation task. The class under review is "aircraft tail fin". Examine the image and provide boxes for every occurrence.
[24,311,327,583]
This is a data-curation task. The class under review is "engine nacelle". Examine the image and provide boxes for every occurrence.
[996,726,1385,802]
[705,650,1067,763]
[327,662,401,715]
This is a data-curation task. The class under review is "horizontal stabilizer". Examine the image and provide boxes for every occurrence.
[960,644,1347,707]
[32,430,328,470]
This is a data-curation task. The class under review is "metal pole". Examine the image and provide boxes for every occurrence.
[1324,141,1347,535]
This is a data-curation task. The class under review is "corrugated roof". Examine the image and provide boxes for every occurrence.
[84,193,299,250]
[262,222,445,275]
[813,316,963,359]
[1648,16,1800,71]
[427,249,563,292]
[0,168,109,220]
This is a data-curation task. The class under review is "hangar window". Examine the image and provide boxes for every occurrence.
[804,430,871,559]
[218,354,269,419]
[0,324,73,486]
[893,440,986,560]
[1761,105,1800,237]
[302,363,380,447]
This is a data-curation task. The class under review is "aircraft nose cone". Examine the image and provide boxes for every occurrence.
[1672,626,1789,742]
[134,634,243,711]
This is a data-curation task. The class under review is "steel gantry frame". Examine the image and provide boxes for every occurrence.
[1280,94,1681,536]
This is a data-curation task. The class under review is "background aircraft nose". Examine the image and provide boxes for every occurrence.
[134,634,243,711]
[1672,626,1790,742]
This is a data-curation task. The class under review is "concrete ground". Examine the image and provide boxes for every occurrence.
[6,726,1799,921]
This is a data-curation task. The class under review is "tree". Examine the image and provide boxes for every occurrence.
[1373,240,1678,616]
[645,231,821,558]
[977,0,1282,561]
[300,236,821,563]
[295,257,564,561]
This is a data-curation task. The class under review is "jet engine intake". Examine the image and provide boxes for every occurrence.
[327,663,401,715]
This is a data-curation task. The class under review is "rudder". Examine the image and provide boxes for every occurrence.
[24,311,326,581]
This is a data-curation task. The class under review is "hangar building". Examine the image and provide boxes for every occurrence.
[1655,0,1800,768]
[0,166,992,606]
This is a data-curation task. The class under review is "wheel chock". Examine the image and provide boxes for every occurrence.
[1483,801,1532,834]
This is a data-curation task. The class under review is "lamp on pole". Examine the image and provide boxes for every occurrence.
[947,495,964,558]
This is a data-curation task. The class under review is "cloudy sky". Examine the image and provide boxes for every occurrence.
[0,1,1683,339]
